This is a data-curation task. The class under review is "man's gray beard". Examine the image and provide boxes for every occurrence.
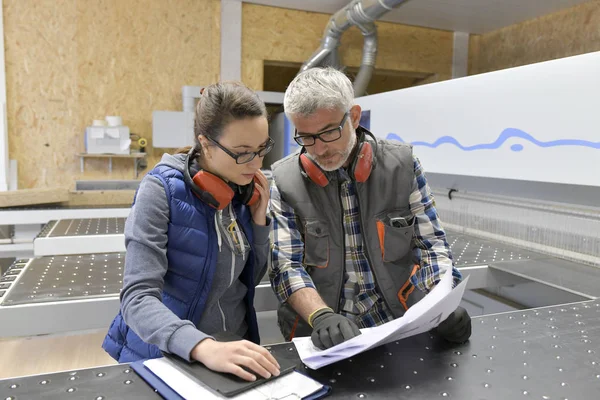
[316,129,357,172]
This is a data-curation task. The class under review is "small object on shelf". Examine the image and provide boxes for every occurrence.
[84,116,131,155]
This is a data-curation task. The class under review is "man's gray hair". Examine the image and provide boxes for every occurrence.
[284,67,354,117]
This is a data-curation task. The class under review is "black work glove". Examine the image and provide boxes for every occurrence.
[434,306,472,344]
[310,309,362,350]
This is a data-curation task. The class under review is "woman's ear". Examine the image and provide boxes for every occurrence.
[198,135,211,159]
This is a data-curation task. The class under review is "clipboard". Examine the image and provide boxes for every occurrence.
[162,351,297,398]
[132,332,330,399]
[131,359,332,400]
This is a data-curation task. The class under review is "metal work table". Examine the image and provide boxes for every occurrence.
[0,207,130,259]
[2,230,600,337]
[3,298,600,399]
[0,364,161,399]
[0,254,125,337]
[34,218,126,256]
[447,232,600,299]
[492,257,600,299]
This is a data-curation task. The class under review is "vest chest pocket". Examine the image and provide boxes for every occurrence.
[376,210,415,263]
[303,220,330,269]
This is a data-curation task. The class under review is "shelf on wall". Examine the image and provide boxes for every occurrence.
[77,153,147,179]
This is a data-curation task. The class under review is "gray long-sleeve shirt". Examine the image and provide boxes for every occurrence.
[119,153,270,362]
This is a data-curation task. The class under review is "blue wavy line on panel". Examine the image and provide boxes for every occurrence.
[386,128,600,152]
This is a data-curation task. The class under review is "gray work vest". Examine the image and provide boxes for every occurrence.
[271,128,425,340]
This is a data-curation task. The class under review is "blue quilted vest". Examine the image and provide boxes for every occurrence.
[102,164,260,363]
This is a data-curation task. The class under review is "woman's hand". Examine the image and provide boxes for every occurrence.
[191,338,280,382]
[249,170,270,226]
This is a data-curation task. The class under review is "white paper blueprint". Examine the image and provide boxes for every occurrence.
[293,272,469,369]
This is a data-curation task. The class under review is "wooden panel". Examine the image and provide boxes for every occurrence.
[66,190,135,207]
[242,3,454,91]
[0,330,117,379]
[0,188,69,208]
[471,1,600,75]
[263,62,433,95]
[467,34,481,76]
[4,0,221,190]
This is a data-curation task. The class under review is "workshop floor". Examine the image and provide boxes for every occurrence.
[0,330,117,379]
[0,311,285,380]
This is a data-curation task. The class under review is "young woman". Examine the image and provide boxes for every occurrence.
[103,81,280,382]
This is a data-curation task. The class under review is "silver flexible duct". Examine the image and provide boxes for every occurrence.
[300,0,412,97]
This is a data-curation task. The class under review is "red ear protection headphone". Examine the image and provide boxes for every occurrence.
[183,147,260,210]
[299,127,377,187]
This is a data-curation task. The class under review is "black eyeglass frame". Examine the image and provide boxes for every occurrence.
[293,112,350,147]
[205,136,274,164]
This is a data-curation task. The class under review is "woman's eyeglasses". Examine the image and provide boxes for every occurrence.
[206,136,274,164]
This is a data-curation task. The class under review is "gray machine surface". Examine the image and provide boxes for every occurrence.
[1,253,124,305]
[0,364,161,399]
[2,231,517,305]
[39,218,126,238]
[1,210,130,259]
[34,218,126,256]
[2,231,599,336]
[492,257,600,298]
[2,298,600,399]
[2,231,543,303]
[446,231,543,265]
[447,231,600,299]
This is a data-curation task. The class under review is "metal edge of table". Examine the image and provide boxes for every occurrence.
[2,298,600,399]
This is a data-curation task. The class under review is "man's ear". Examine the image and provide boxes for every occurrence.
[350,104,362,129]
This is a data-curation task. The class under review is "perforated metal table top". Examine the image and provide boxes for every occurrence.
[1,231,590,307]
[2,299,599,399]
[447,232,600,298]
[446,231,544,266]
[0,364,161,399]
[39,218,126,238]
[305,299,600,399]
[0,253,124,305]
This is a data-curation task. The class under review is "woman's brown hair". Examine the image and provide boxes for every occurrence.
[176,81,267,154]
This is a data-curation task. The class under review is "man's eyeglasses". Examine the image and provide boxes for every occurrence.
[293,112,349,147]
[206,136,274,164]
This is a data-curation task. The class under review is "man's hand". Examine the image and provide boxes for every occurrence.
[434,306,472,343]
[311,309,361,350]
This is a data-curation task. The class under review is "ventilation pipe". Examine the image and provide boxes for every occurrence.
[300,0,412,97]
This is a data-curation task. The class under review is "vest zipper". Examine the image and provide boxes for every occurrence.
[229,244,236,286]
[220,243,237,332]
[336,180,345,314]
[218,300,227,331]
[355,182,394,316]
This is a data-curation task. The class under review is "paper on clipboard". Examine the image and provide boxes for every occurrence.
[143,357,326,400]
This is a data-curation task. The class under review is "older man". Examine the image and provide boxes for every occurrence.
[269,67,471,349]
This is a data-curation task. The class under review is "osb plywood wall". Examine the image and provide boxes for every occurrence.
[469,0,600,75]
[4,0,220,189]
[241,4,454,91]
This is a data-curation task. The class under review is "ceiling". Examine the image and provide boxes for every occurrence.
[238,0,592,34]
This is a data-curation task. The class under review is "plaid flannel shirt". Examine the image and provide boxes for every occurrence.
[269,156,462,328]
